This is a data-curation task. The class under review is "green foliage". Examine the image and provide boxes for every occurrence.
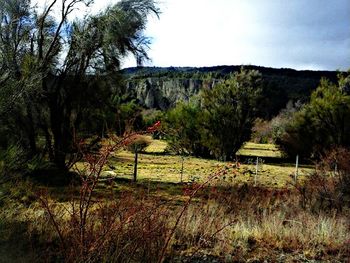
[162,69,263,160]
[25,155,52,174]
[122,65,337,118]
[141,109,163,138]
[201,69,263,160]
[163,100,209,157]
[0,0,159,172]
[251,118,273,144]
[277,73,350,159]
[0,144,27,179]
[270,100,303,143]
[117,100,144,135]
[142,109,163,128]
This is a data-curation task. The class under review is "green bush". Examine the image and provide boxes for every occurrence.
[0,144,27,180]
[276,73,350,159]
[201,68,263,160]
[163,100,209,157]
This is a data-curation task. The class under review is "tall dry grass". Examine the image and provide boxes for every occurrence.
[1,183,349,262]
[173,189,349,262]
[1,144,350,262]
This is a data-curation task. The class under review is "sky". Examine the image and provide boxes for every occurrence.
[40,0,350,71]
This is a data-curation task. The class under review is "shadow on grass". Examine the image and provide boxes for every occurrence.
[26,168,80,187]
[0,220,46,263]
[96,177,296,207]
[110,177,186,197]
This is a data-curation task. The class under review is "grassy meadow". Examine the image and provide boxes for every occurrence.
[101,138,313,189]
[0,138,349,262]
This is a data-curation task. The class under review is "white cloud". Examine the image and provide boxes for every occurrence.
[138,0,350,70]
[34,0,350,70]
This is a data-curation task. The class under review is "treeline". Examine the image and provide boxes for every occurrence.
[161,70,350,161]
[122,65,337,81]
[123,66,350,162]
[123,65,339,119]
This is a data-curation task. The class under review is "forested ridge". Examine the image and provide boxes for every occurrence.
[122,65,339,115]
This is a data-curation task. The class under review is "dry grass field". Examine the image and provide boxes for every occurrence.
[98,138,313,190]
[0,138,349,263]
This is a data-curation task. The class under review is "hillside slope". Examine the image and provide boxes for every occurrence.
[121,65,338,116]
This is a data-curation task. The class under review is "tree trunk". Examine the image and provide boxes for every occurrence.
[42,124,54,161]
[50,96,66,170]
[26,104,37,156]
[47,75,72,171]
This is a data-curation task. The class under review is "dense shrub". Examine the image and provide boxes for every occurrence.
[276,73,350,159]
[251,118,273,143]
[201,69,263,160]
[162,100,209,157]
[0,144,27,180]
[163,69,263,161]
[296,147,350,212]
[141,109,164,138]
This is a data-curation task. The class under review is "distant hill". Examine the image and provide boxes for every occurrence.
[121,65,337,79]
[120,65,339,118]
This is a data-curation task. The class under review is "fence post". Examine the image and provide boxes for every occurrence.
[133,148,138,182]
[334,162,338,176]
[294,154,299,183]
[255,156,258,186]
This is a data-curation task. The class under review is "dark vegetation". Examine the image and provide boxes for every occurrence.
[162,69,263,161]
[161,70,350,162]
[277,75,350,159]
[0,0,350,262]
[122,65,338,117]
[0,0,159,173]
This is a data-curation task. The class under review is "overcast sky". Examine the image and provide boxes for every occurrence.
[45,0,350,71]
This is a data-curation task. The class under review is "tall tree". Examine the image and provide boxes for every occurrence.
[163,99,209,180]
[0,0,40,155]
[201,69,263,161]
[0,0,159,170]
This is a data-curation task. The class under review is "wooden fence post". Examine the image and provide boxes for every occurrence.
[294,154,299,183]
[133,148,138,182]
[255,156,258,186]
